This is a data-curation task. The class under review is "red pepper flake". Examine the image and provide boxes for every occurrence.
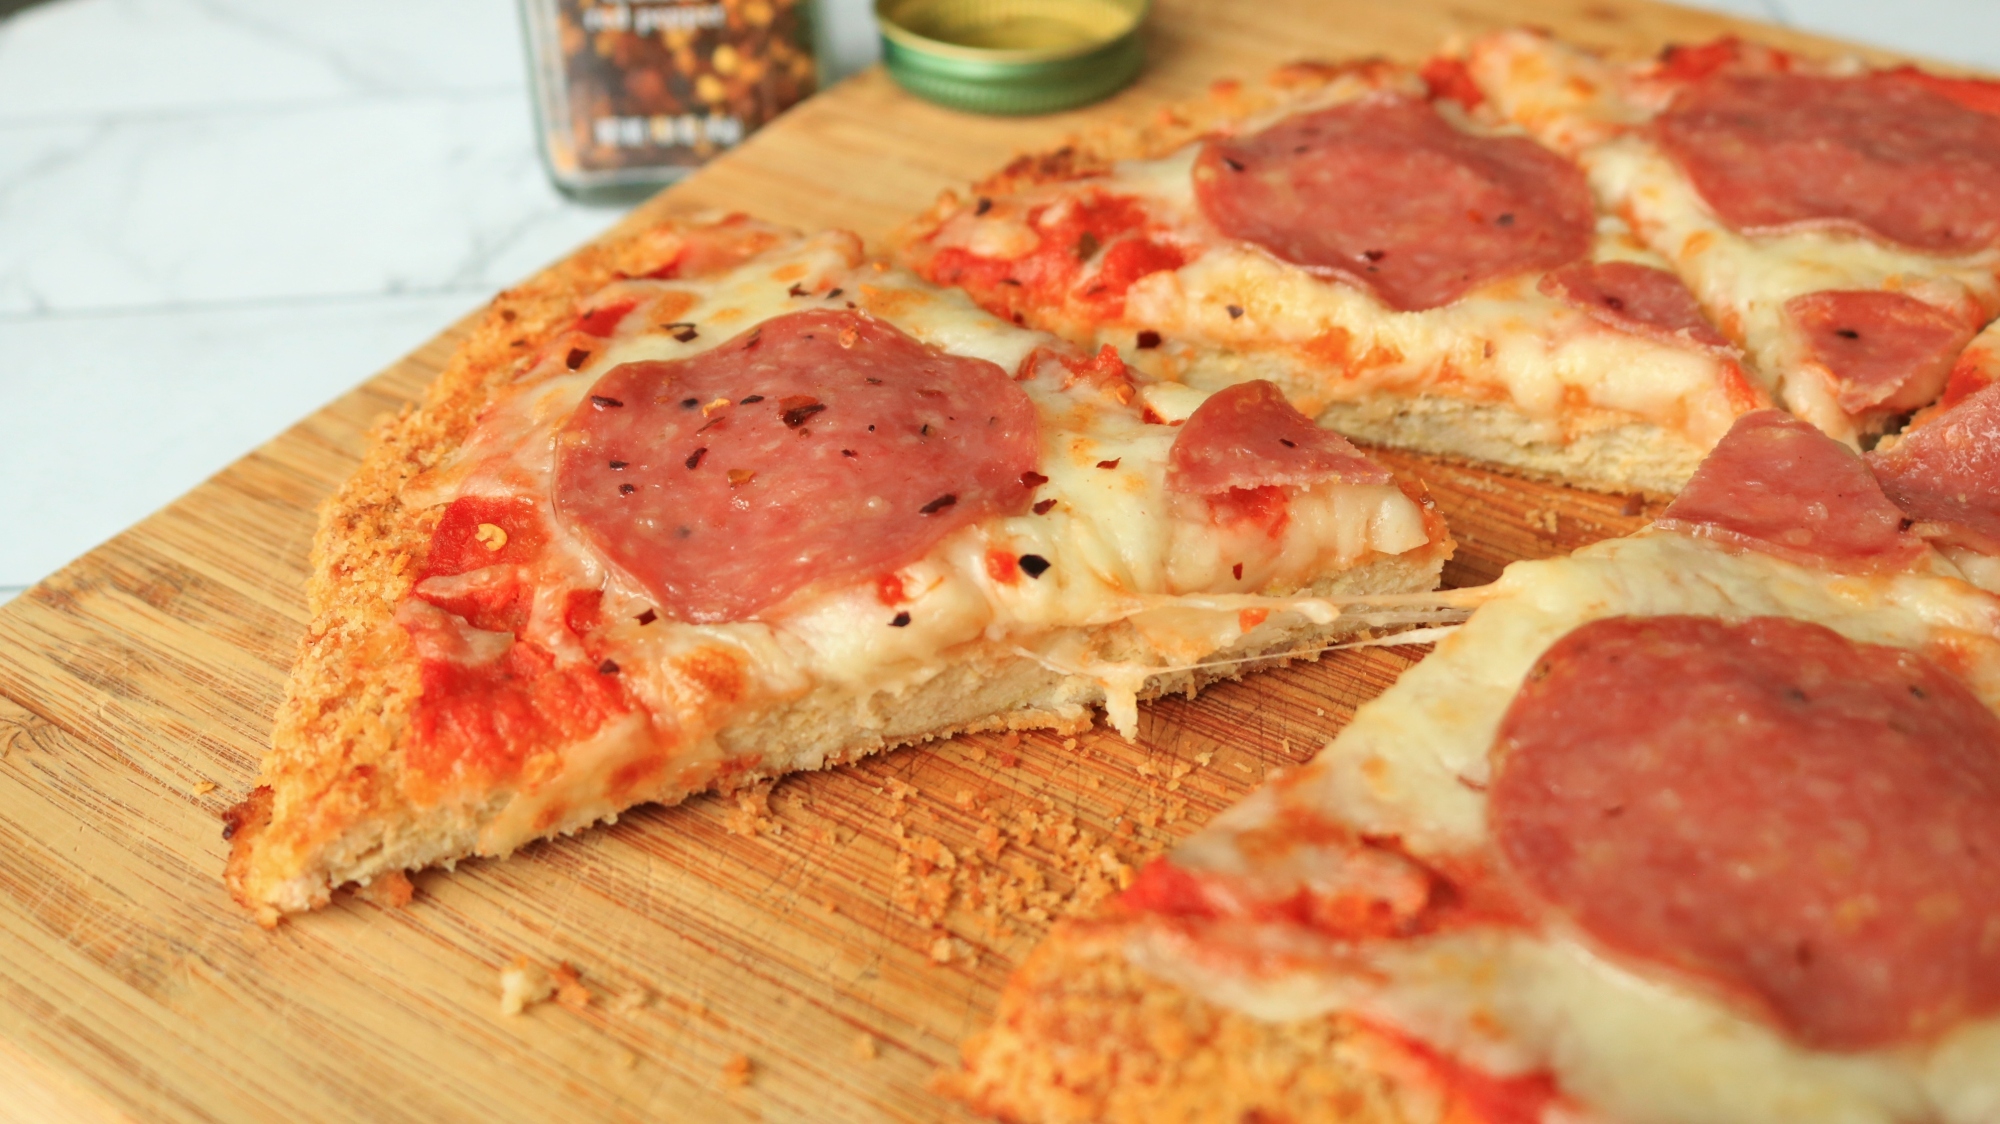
[1135,330,1162,350]
[577,300,637,337]
[598,659,620,675]
[841,449,857,458]
[685,447,707,469]
[1075,232,1101,260]
[1232,562,1243,580]
[1278,438,1297,448]
[826,287,844,299]
[1020,470,1049,489]
[740,394,764,404]
[788,282,809,297]
[1018,554,1051,579]
[890,611,912,628]
[608,459,628,469]
[680,397,700,408]
[1096,458,1121,470]
[1033,498,1057,515]
[619,483,636,495]
[779,396,826,427]
[636,608,658,625]
[667,323,699,342]
[591,395,624,409]
[1223,156,1245,172]
[567,347,592,370]
[728,468,756,487]
[1226,305,1244,319]
[918,494,957,515]
[876,572,907,606]
[974,197,992,216]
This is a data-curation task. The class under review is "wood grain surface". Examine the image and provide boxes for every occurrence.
[0,2,1911,1121]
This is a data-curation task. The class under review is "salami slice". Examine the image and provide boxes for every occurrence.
[1786,290,1975,415]
[1655,409,1925,573]
[1537,261,1733,353]
[1655,72,2000,254]
[1491,614,2000,1049]
[1870,382,2000,554]
[553,309,1040,622]
[1167,380,1393,494]
[1193,95,1594,312]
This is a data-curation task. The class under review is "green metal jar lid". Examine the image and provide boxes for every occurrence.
[875,0,1150,116]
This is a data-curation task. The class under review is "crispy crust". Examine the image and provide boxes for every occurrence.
[226,214,793,923]
[942,917,1432,1124]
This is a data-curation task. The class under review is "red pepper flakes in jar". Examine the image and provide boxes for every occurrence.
[520,0,818,199]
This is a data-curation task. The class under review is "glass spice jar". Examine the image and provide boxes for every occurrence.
[519,0,819,201]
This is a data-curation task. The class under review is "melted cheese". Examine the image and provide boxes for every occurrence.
[1133,533,2000,1124]
[407,233,1444,846]
[1466,30,2000,446]
[1587,137,2000,444]
[922,86,1757,448]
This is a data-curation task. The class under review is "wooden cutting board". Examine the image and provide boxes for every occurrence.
[0,2,1928,1121]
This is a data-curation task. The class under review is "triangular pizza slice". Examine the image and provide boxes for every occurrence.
[946,409,2000,1123]
[225,216,1453,924]
[897,59,1764,496]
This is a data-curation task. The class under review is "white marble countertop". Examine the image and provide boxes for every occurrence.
[1,0,1994,604]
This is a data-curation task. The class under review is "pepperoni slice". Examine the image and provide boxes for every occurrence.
[1870,382,2000,554]
[1655,72,2000,254]
[1193,96,1594,312]
[1167,380,1393,494]
[553,309,1040,622]
[1492,614,2000,1049]
[1655,409,1925,573]
[1786,290,1975,414]
[1537,261,1733,353]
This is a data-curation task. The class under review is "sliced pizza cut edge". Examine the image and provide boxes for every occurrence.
[942,411,2000,1124]
[225,213,1456,926]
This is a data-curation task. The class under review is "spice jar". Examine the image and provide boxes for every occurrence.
[520,0,819,200]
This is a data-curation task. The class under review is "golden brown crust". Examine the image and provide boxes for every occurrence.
[942,918,1422,1124]
[227,213,793,923]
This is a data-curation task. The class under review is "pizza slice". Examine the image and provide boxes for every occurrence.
[1461,30,2000,446]
[224,215,1454,924]
[897,59,1765,497]
[944,410,2000,1123]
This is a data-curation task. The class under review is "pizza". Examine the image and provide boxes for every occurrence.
[896,59,1768,498]
[1459,31,2000,447]
[943,408,2000,1124]
[223,215,1454,924]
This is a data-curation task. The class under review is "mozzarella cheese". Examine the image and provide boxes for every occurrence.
[403,233,1444,847]
[917,81,1757,452]
[1129,532,2000,1124]
[1466,30,2000,446]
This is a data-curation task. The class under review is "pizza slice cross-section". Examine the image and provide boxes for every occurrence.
[899,59,1765,497]
[226,216,1453,924]
[1463,30,2000,446]
[947,409,2000,1123]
